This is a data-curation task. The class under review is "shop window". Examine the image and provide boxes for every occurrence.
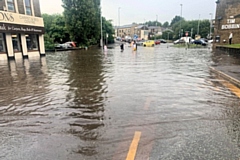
[12,34,21,52]
[26,34,38,51]
[25,0,32,15]
[7,0,15,12]
[0,34,6,53]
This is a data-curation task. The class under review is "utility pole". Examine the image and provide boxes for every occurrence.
[209,13,213,39]
[155,15,158,41]
[118,7,121,37]
[180,4,183,38]
[197,14,201,35]
[191,28,193,39]
[100,0,103,50]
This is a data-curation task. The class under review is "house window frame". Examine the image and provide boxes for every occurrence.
[23,0,34,16]
[5,0,18,13]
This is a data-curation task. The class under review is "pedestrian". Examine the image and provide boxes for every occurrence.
[120,43,124,52]
[229,32,233,45]
[104,45,107,52]
[133,41,137,51]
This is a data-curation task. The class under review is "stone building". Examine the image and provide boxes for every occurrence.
[0,0,45,60]
[117,24,138,38]
[214,0,240,44]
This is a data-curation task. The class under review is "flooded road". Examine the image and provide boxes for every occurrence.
[0,44,240,160]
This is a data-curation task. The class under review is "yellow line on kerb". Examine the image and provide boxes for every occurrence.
[126,131,142,160]
[221,81,240,98]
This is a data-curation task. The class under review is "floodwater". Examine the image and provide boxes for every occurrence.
[0,44,240,160]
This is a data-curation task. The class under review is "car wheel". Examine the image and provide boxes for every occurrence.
[144,45,146,47]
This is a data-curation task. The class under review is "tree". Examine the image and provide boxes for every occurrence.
[102,18,115,44]
[171,19,210,40]
[162,21,169,28]
[62,0,101,46]
[170,16,184,26]
[144,21,162,26]
[42,14,70,44]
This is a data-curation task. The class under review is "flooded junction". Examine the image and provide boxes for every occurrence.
[0,44,240,160]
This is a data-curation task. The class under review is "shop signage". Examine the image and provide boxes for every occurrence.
[222,18,240,29]
[0,11,44,27]
[0,23,44,34]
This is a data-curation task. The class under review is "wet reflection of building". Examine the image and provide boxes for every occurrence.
[66,50,108,156]
[0,57,49,116]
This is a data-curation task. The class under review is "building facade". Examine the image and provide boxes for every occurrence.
[117,24,138,38]
[214,0,240,44]
[0,0,45,60]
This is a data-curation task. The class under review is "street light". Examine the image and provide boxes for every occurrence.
[155,15,158,41]
[209,13,213,39]
[180,4,183,38]
[118,7,121,37]
[100,0,103,50]
[197,14,201,35]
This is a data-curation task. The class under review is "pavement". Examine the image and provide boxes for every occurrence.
[210,47,240,88]
[210,66,240,87]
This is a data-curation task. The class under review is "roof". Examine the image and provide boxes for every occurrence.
[136,25,148,30]
[116,24,137,29]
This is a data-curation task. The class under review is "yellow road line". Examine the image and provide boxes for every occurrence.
[221,81,240,98]
[126,131,142,160]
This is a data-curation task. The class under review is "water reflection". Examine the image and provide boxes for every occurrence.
[65,50,108,155]
[0,57,49,118]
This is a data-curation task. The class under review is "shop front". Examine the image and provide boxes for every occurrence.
[0,11,45,60]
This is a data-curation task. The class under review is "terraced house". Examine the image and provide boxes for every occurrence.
[214,0,240,44]
[0,0,45,60]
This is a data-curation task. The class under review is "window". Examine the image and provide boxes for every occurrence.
[7,0,15,12]
[25,0,32,15]
[12,34,21,52]
[26,34,38,51]
[0,34,6,53]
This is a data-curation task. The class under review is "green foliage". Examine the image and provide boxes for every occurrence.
[143,21,162,27]
[102,18,115,44]
[62,0,101,46]
[161,30,174,40]
[162,21,169,28]
[42,13,70,49]
[171,19,210,40]
[170,16,184,26]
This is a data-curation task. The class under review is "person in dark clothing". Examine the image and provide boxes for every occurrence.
[120,43,124,51]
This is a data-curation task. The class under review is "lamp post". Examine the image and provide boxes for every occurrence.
[100,1,103,50]
[209,13,213,39]
[118,7,121,37]
[180,4,183,38]
[155,15,158,41]
[197,14,201,35]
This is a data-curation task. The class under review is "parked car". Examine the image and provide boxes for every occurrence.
[143,40,155,47]
[173,39,185,44]
[193,39,207,46]
[136,40,145,46]
[54,42,76,49]
[116,37,122,41]
[155,40,161,45]
[160,39,167,43]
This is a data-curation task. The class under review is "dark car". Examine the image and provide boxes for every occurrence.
[160,39,167,43]
[193,39,207,46]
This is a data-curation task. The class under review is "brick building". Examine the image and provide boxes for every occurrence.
[214,0,240,44]
[0,0,45,60]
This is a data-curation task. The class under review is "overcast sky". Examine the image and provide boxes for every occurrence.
[40,0,217,25]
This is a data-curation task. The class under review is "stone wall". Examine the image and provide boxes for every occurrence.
[214,0,240,44]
